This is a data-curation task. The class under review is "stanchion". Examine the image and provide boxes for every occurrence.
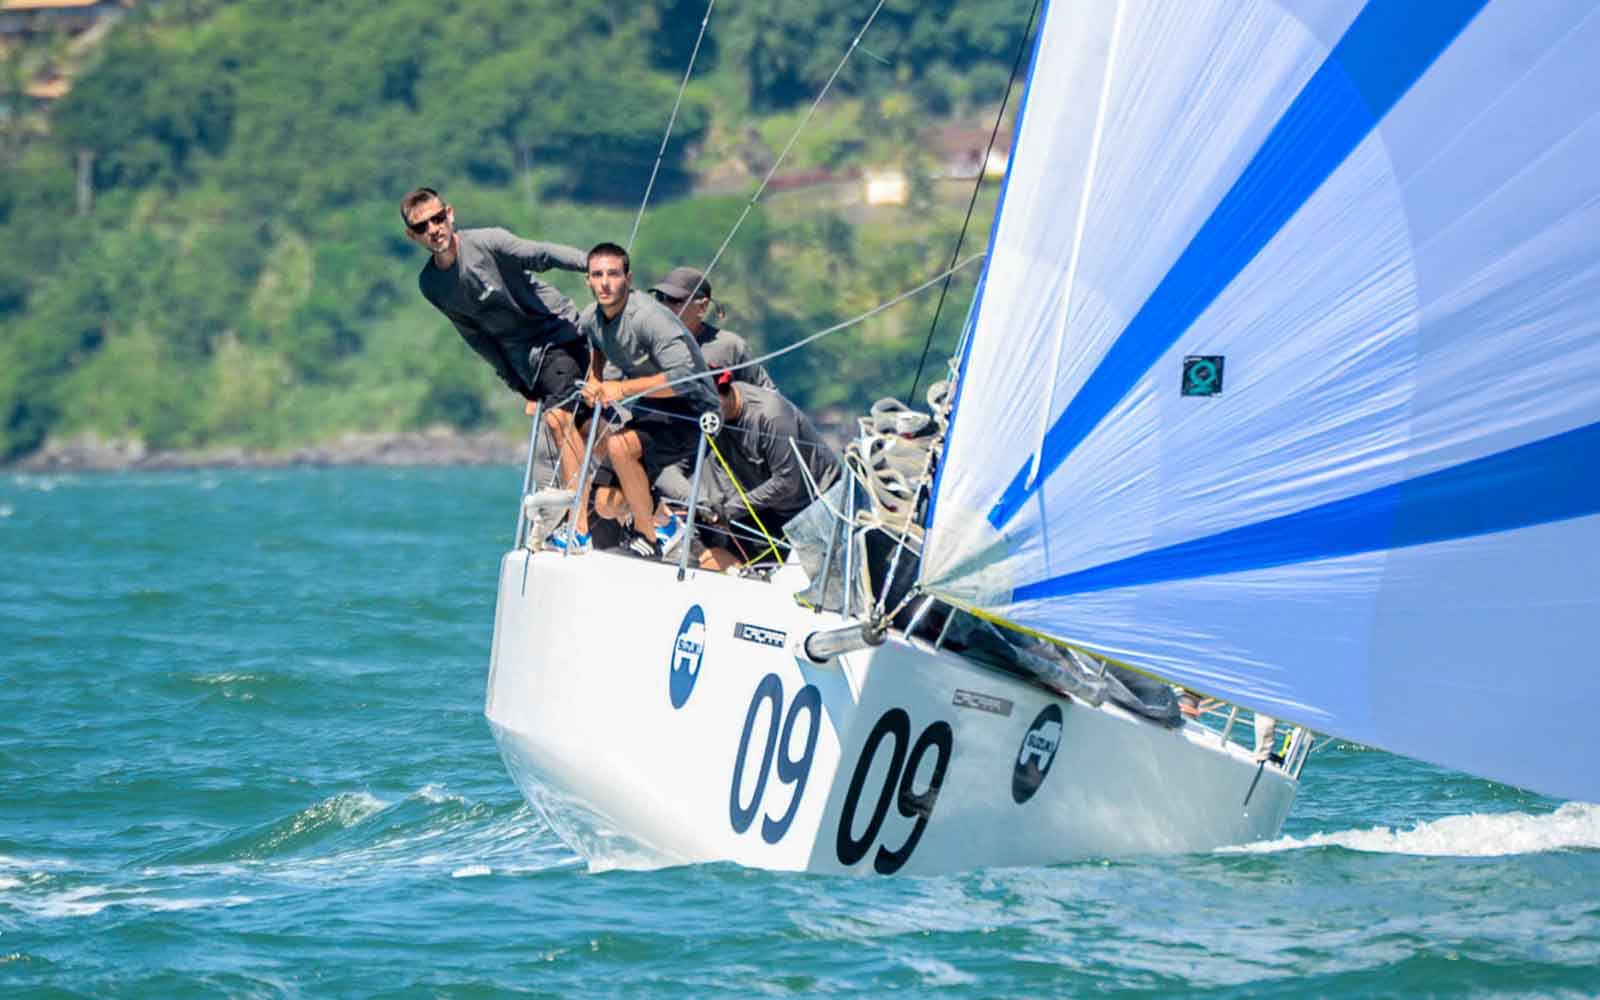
[563,404,602,557]
[677,410,720,581]
[514,402,542,549]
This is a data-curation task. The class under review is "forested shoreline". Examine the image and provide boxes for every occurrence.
[0,0,1029,469]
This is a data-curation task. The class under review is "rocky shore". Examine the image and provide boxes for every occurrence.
[5,429,526,474]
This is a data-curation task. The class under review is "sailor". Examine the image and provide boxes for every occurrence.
[402,186,590,471]
[698,371,839,571]
[646,266,776,509]
[647,266,776,389]
[574,242,718,559]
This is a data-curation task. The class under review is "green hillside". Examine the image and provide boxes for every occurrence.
[0,0,1032,462]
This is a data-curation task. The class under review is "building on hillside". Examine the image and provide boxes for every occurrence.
[0,0,128,38]
[926,125,1012,180]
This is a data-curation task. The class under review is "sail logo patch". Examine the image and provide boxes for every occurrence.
[1012,704,1065,804]
[1182,355,1224,397]
[669,605,707,709]
[734,622,786,648]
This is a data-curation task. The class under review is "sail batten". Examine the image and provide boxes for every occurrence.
[923,0,1600,802]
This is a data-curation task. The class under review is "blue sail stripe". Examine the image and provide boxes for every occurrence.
[1013,420,1600,602]
[986,0,1488,530]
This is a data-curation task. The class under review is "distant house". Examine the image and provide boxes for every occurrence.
[24,74,70,108]
[0,0,126,37]
[926,125,1012,180]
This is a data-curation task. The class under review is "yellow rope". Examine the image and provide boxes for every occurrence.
[704,431,783,566]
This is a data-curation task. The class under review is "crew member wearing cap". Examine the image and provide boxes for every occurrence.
[698,370,840,571]
[576,242,718,559]
[649,266,776,390]
[649,266,777,510]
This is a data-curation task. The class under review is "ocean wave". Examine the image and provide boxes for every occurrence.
[162,786,571,881]
[1225,802,1600,857]
[4,884,253,920]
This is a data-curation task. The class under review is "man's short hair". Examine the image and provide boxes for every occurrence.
[400,186,441,223]
[587,242,630,273]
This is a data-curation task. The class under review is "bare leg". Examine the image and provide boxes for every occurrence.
[700,545,739,571]
[549,410,600,535]
[604,431,657,531]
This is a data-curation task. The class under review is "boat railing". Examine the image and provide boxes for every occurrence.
[1189,700,1312,779]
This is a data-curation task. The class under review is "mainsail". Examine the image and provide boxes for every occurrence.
[921,0,1600,801]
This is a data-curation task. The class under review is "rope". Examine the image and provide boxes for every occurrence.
[628,0,717,249]
[905,0,1042,402]
[705,431,783,565]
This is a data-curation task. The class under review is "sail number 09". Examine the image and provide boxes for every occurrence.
[728,674,955,874]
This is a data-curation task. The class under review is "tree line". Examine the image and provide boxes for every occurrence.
[0,0,1029,461]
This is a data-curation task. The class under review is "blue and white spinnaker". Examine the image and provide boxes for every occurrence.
[922,0,1600,801]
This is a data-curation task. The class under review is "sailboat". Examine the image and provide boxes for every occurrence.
[485,0,1600,874]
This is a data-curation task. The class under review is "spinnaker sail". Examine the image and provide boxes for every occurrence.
[922,0,1600,801]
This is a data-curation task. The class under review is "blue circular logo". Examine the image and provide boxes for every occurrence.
[1012,703,1065,804]
[669,605,707,709]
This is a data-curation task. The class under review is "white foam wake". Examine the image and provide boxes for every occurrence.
[1225,802,1600,857]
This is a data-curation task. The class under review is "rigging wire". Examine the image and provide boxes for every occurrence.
[621,251,984,408]
[905,0,1042,403]
[628,0,717,250]
[677,0,890,305]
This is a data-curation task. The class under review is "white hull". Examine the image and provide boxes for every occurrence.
[485,549,1296,875]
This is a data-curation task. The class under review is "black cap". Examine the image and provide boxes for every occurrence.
[650,266,711,301]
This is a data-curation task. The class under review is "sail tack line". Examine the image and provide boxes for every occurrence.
[628,0,717,250]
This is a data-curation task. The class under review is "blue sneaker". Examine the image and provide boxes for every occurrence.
[655,515,685,555]
[546,528,591,553]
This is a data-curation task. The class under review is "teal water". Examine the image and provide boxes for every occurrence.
[3,467,1598,997]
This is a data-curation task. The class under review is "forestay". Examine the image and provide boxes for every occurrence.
[921,0,1600,802]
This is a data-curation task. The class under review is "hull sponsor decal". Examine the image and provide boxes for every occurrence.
[669,605,707,709]
[1012,703,1064,804]
[734,622,787,648]
[952,689,1013,717]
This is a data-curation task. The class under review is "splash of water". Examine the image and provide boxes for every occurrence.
[1226,802,1600,857]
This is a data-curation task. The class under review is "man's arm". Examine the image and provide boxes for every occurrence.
[738,404,808,514]
[452,314,534,399]
[486,228,587,274]
[642,314,716,410]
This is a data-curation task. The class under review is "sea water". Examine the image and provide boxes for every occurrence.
[3,467,1598,997]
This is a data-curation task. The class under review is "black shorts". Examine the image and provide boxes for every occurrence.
[631,415,703,482]
[528,339,589,408]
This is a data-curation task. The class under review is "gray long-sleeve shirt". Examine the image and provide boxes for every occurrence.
[697,324,777,391]
[418,228,587,400]
[580,292,718,417]
[716,384,839,517]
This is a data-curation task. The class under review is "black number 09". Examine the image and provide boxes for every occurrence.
[835,708,954,874]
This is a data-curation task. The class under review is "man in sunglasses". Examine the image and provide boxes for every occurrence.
[401,186,590,452]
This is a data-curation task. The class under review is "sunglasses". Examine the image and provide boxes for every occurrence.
[407,206,449,234]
